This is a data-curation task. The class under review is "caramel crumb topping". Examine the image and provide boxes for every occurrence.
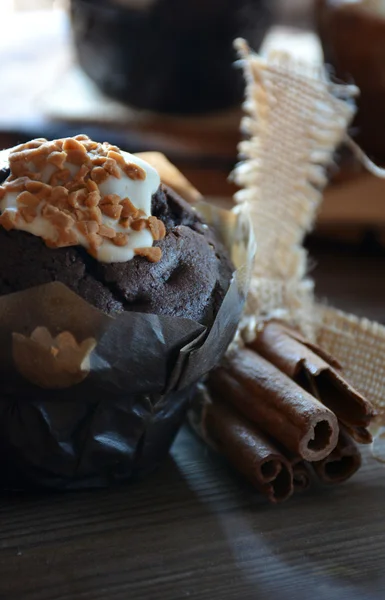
[0,211,16,230]
[77,221,99,236]
[135,247,162,262]
[99,224,116,239]
[121,198,139,218]
[0,135,163,263]
[17,191,41,208]
[131,219,147,232]
[91,167,109,184]
[100,194,120,206]
[19,206,37,224]
[123,163,146,181]
[112,233,128,246]
[101,204,122,219]
[148,216,166,241]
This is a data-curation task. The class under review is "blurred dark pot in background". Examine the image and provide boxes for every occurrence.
[70,0,272,115]
[316,0,385,161]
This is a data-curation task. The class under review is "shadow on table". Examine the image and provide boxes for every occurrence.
[0,427,384,600]
[172,428,385,600]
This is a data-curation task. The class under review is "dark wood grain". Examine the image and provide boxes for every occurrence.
[0,242,385,600]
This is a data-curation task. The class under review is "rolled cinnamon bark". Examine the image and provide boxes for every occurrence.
[291,457,312,493]
[342,424,372,445]
[203,399,293,503]
[210,349,339,462]
[249,321,375,438]
[312,430,362,485]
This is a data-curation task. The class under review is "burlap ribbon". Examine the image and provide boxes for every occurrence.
[234,40,385,441]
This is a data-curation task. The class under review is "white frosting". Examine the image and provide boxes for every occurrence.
[0,143,161,263]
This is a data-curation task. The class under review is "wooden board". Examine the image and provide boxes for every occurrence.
[0,247,385,600]
[0,429,384,600]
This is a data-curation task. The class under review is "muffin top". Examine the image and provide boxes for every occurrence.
[0,136,233,326]
[0,135,163,263]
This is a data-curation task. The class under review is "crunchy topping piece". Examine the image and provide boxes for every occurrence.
[131,219,147,231]
[100,194,120,206]
[42,204,74,230]
[63,138,86,153]
[121,197,139,218]
[103,158,121,179]
[10,160,27,178]
[73,164,90,184]
[134,247,162,262]
[119,217,132,229]
[51,186,69,209]
[85,190,101,207]
[87,232,103,250]
[47,151,67,170]
[25,181,52,199]
[91,156,107,167]
[19,206,37,223]
[112,233,128,246]
[99,224,116,238]
[148,216,166,241]
[86,179,99,193]
[77,221,99,236]
[63,141,88,166]
[24,171,42,181]
[50,169,71,186]
[75,208,86,221]
[83,141,99,152]
[91,167,109,184]
[17,191,41,208]
[101,203,122,219]
[0,210,16,230]
[68,188,87,208]
[74,134,90,141]
[58,228,79,247]
[88,206,103,224]
[123,163,146,181]
[106,145,121,153]
[107,150,126,167]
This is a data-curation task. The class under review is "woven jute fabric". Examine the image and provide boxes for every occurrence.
[234,40,385,431]
[316,306,385,416]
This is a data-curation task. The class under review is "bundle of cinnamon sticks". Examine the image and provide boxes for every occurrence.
[196,321,376,504]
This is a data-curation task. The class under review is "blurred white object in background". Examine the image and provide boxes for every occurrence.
[6,0,67,10]
[261,26,323,65]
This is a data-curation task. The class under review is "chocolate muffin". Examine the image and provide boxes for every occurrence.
[0,136,233,327]
[0,136,249,491]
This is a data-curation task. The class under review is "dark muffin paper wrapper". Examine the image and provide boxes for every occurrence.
[0,201,254,490]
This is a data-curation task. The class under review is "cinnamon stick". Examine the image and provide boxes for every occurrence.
[202,399,294,503]
[343,425,372,445]
[249,321,375,440]
[291,458,312,493]
[209,349,339,462]
[312,431,362,485]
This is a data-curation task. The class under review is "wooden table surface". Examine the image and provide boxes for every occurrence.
[0,242,384,600]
